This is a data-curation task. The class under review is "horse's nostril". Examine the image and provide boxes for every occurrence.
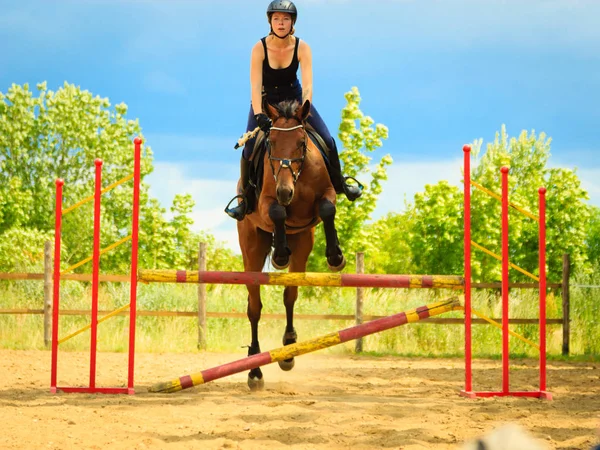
[277,187,294,204]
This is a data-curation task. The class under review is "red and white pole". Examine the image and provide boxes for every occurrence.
[127,138,142,394]
[500,166,510,394]
[50,179,64,393]
[89,159,103,389]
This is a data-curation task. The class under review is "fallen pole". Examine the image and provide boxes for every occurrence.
[148,297,461,393]
[139,270,464,289]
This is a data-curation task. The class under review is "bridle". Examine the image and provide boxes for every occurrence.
[267,122,307,185]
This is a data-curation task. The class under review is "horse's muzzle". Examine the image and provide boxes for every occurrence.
[276,186,294,206]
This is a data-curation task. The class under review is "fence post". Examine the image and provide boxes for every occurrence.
[355,252,364,353]
[44,240,52,348]
[561,253,570,356]
[197,242,207,350]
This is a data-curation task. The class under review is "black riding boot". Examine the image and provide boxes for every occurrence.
[225,157,255,221]
[328,140,363,202]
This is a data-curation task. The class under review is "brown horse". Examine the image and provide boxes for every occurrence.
[237,99,346,390]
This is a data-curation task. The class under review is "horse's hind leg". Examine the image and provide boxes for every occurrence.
[278,228,315,371]
[238,222,272,390]
[319,198,346,271]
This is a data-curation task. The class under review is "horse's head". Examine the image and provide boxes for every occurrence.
[265,99,311,206]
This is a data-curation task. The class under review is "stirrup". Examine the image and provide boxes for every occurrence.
[224,194,248,221]
[342,176,364,201]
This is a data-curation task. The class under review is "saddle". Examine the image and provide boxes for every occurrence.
[248,123,331,200]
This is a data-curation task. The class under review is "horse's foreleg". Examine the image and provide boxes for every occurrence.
[269,202,291,269]
[246,286,264,390]
[238,221,271,391]
[319,198,346,271]
[277,285,298,371]
[278,229,314,372]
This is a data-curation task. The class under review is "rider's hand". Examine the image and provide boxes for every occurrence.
[254,113,272,132]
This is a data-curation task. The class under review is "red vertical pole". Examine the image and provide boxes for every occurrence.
[500,166,510,394]
[50,179,64,393]
[90,159,103,389]
[538,187,547,392]
[127,137,142,394]
[463,145,472,394]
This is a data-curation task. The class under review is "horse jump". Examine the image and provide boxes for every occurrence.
[149,298,460,393]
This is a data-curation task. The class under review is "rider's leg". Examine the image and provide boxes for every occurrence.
[306,104,363,201]
[225,105,257,221]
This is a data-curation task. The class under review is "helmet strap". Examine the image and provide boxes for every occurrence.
[270,26,291,39]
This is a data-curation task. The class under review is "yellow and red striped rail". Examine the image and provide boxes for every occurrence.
[148,298,460,393]
[138,270,464,289]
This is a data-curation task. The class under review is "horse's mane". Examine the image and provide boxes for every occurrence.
[273,100,301,120]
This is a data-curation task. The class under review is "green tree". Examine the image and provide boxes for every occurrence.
[408,125,590,282]
[410,181,464,275]
[0,82,154,272]
[364,209,415,274]
[308,87,391,271]
[584,206,600,268]
[0,82,239,273]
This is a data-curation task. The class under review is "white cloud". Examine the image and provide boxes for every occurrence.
[577,168,600,206]
[146,161,241,251]
[373,155,600,220]
[549,157,600,207]
[373,158,463,218]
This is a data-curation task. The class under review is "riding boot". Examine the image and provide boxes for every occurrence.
[327,139,363,202]
[225,157,255,221]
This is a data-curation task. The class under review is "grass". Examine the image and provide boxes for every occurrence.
[1,272,599,360]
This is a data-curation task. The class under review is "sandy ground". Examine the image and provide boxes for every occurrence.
[1,350,599,449]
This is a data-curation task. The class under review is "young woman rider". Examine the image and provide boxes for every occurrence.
[225,0,362,221]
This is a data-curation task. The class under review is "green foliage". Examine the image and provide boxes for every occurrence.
[363,210,415,274]
[0,228,54,272]
[410,181,464,275]
[570,268,600,355]
[0,82,240,273]
[469,126,590,281]
[584,206,600,267]
[308,87,391,271]
[0,81,152,272]
[407,125,590,282]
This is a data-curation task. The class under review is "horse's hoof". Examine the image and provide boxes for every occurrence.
[272,256,290,270]
[278,358,295,371]
[328,254,346,272]
[248,375,265,391]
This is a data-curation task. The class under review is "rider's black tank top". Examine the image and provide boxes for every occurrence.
[261,36,302,103]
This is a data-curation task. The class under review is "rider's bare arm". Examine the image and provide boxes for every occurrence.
[299,40,313,104]
[250,42,265,115]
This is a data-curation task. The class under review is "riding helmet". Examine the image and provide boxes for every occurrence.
[267,0,297,23]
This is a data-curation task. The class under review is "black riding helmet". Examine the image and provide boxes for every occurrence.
[267,0,297,24]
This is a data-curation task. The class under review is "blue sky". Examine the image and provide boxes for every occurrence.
[1,0,599,252]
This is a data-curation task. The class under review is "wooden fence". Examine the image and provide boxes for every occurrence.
[0,243,572,354]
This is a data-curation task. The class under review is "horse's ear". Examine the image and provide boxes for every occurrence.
[265,103,278,120]
[300,100,311,121]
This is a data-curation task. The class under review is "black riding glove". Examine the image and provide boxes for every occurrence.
[255,113,272,132]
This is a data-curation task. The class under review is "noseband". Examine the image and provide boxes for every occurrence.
[267,123,307,185]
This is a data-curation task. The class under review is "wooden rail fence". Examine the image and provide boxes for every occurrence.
[0,243,572,354]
